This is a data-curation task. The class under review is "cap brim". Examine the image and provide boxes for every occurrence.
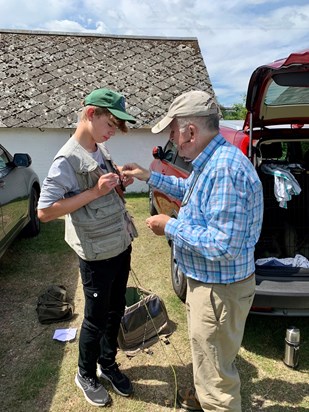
[108,108,136,124]
[151,115,173,134]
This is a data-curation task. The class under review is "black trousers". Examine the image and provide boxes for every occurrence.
[78,245,131,379]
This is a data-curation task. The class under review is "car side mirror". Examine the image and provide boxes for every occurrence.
[13,153,32,168]
[152,146,165,160]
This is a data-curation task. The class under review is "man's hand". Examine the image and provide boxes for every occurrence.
[146,214,171,236]
[121,175,134,188]
[116,166,134,188]
[122,163,150,181]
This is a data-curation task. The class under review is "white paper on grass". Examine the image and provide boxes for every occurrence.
[53,328,77,342]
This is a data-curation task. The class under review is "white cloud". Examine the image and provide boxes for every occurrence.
[41,20,85,33]
[0,0,76,28]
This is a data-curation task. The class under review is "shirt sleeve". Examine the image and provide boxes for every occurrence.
[148,171,190,201]
[38,157,80,209]
[165,167,251,262]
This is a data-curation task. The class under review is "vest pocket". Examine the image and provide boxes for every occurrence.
[87,193,123,218]
[81,219,129,260]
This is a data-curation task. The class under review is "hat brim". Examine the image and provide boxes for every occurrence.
[108,108,136,124]
[151,115,173,134]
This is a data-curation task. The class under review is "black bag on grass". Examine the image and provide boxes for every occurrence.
[36,285,74,324]
[117,286,173,356]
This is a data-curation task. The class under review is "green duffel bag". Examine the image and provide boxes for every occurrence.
[36,285,74,324]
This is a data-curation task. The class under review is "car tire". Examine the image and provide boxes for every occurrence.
[170,242,187,302]
[23,187,40,237]
[149,188,158,216]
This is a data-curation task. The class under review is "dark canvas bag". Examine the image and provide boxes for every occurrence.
[117,286,173,356]
[36,285,74,324]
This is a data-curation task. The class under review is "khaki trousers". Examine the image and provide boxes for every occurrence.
[186,275,255,412]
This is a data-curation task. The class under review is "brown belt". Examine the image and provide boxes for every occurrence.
[233,272,255,284]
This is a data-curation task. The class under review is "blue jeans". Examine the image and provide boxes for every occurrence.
[78,245,131,378]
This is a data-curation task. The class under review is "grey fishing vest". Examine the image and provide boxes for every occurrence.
[55,137,133,261]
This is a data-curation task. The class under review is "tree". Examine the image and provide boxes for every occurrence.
[220,95,247,120]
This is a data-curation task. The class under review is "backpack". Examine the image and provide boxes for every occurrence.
[117,286,173,356]
[36,285,74,324]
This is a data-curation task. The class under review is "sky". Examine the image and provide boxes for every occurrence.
[0,0,308,107]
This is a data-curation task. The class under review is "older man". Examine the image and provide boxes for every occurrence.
[123,90,263,412]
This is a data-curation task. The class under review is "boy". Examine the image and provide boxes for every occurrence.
[38,88,137,407]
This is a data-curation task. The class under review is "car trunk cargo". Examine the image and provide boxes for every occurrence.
[255,155,309,289]
[256,168,309,261]
[252,157,309,314]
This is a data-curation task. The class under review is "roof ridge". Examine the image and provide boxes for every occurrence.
[0,28,197,41]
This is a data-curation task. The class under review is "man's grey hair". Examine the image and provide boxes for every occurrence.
[177,114,220,133]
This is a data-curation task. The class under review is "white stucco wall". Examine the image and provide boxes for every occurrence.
[0,127,168,192]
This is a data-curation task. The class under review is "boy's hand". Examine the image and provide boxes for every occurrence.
[94,173,119,195]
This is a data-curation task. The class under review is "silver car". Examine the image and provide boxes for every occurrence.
[0,144,40,259]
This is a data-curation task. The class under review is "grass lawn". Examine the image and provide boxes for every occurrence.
[0,193,308,411]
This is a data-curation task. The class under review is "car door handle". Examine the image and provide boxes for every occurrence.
[0,180,5,188]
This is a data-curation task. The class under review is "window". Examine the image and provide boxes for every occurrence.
[265,82,309,106]
[163,141,177,162]
[0,147,10,178]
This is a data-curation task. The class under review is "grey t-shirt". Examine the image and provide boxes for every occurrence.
[38,146,106,210]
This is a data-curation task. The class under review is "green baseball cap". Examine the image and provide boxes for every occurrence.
[84,88,136,124]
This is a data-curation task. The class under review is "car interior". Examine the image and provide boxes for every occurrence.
[255,136,309,272]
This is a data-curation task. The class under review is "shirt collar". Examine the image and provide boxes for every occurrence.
[192,133,226,171]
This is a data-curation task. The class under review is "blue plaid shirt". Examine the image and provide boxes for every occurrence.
[148,133,263,284]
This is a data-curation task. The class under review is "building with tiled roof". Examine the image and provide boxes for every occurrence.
[0,29,216,191]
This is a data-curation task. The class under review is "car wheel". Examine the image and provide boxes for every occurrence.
[23,187,40,237]
[149,188,158,216]
[170,242,187,301]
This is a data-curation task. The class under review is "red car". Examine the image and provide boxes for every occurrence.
[149,49,309,316]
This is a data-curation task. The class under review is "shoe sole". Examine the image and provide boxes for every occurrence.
[75,374,111,407]
[98,370,133,397]
[177,400,203,412]
[177,395,203,411]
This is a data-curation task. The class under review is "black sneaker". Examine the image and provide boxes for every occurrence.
[75,371,111,407]
[98,363,133,397]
